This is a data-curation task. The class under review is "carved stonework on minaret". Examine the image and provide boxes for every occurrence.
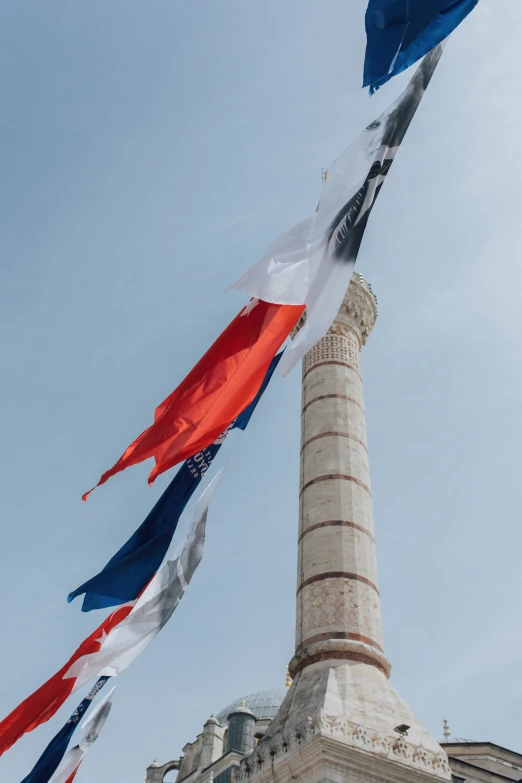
[240,272,451,783]
[292,272,377,346]
[337,272,378,345]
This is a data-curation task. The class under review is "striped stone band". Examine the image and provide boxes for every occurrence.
[302,393,365,416]
[301,430,368,454]
[297,571,380,596]
[298,519,375,545]
[300,474,371,497]
[291,650,389,678]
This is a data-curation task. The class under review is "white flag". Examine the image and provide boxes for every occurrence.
[64,468,224,689]
[232,46,442,375]
[79,684,116,749]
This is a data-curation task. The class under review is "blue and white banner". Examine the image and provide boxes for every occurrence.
[64,472,223,689]
[364,0,479,93]
[20,678,112,783]
[68,353,282,611]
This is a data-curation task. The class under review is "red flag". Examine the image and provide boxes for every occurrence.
[0,603,133,756]
[83,299,304,498]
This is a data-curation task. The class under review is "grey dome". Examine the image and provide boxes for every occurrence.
[216,687,287,724]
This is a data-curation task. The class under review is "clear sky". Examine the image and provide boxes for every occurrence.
[1,1,521,781]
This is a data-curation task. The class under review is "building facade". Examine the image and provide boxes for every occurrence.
[144,275,520,783]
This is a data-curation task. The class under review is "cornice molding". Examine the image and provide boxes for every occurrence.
[239,718,451,783]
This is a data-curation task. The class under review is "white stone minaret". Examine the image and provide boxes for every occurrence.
[239,274,452,783]
[293,272,388,680]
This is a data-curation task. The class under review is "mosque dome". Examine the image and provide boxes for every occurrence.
[216,687,287,724]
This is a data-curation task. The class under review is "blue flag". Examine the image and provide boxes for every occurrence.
[68,353,283,612]
[19,678,109,783]
[363,0,479,93]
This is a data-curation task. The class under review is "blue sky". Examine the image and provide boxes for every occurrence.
[1,1,521,780]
